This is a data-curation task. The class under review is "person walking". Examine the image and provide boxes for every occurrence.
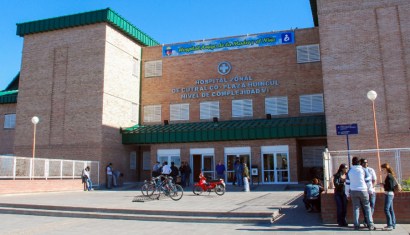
[215,160,226,179]
[345,157,375,230]
[333,163,348,226]
[243,163,250,192]
[381,163,397,231]
[106,163,113,189]
[360,158,377,228]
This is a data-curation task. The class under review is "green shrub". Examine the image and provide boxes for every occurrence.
[402,177,410,191]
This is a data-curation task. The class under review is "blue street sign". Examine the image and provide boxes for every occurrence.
[336,124,358,135]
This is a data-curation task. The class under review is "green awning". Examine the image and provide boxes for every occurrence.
[16,8,159,47]
[122,115,326,144]
[0,90,18,104]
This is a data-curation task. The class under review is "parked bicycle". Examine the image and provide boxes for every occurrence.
[145,175,183,201]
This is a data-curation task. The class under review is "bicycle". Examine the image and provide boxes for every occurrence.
[146,175,183,201]
[140,177,156,196]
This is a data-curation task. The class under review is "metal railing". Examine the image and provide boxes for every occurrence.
[323,148,410,190]
[0,155,100,185]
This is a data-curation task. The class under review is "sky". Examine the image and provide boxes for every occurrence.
[0,0,314,90]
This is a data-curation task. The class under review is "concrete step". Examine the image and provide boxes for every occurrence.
[0,203,280,224]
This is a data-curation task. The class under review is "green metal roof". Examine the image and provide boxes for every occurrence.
[0,90,18,104]
[122,115,326,144]
[16,8,160,46]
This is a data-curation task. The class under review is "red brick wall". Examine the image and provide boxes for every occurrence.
[0,179,83,195]
[317,0,410,151]
[321,191,410,224]
[0,103,16,155]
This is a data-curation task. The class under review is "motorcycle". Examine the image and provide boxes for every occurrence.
[193,173,226,196]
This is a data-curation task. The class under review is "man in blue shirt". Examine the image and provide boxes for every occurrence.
[303,178,323,212]
[215,160,226,179]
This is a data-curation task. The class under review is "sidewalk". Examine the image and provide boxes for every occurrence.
[0,184,409,234]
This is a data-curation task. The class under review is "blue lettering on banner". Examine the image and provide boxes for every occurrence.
[163,31,294,57]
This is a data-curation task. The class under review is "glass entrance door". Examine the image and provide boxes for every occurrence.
[192,154,214,182]
[226,154,250,184]
[262,152,289,183]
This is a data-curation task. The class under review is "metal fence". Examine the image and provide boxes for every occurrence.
[0,155,100,185]
[323,148,410,190]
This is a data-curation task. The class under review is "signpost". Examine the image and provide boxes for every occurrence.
[336,124,358,167]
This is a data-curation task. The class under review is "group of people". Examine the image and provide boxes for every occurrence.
[332,157,398,231]
[152,161,192,188]
[217,159,250,192]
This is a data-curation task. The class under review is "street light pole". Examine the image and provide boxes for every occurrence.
[31,116,39,180]
[367,90,382,184]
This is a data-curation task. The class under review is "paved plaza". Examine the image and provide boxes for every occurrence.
[0,184,409,234]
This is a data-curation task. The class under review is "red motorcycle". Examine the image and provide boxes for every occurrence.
[193,173,226,196]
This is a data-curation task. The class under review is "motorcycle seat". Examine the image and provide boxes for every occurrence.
[209,179,221,183]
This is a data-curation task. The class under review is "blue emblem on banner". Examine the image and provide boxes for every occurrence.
[281,33,293,44]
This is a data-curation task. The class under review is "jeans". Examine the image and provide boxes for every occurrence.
[106,175,113,189]
[334,191,347,225]
[236,173,243,186]
[351,191,373,228]
[362,192,376,225]
[384,194,396,228]
[87,178,93,190]
[217,173,225,180]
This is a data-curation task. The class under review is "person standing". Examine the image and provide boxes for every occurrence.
[179,162,186,187]
[83,166,93,191]
[243,163,250,192]
[360,158,377,227]
[345,157,375,230]
[333,163,348,227]
[152,161,161,177]
[106,163,113,189]
[215,160,226,179]
[185,162,192,187]
[234,159,243,187]
[161,161,171,176]
[170,162,179,184]
[381,163,397,231]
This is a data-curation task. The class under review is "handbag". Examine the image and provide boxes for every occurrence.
[393,176,402,193]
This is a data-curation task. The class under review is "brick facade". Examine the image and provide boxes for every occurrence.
[12,23,143,184]
[317,0,410,151]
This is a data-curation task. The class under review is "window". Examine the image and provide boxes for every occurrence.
[131,103,139,123]
[170,103,189,121]
[297,44,320,63]
[302,146,326,167]
[300,94,324,114]
[200,101,219,120]
[132,57,139,77]
[232,99,253,118]
[170,104,189,121]
[144,60,162,77]
[4,114,16,129]
[144,105,161,122]
[265,96,288,116]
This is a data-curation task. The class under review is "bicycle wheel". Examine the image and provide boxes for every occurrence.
[214,184,225,196]
[147,184,161,200]
[169,184,183,201]
[141,182,151,196]
[192,185,203,195]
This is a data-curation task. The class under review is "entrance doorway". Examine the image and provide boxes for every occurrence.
[261,146,289,183]
[190,148,215,183]
[225,147,251,184]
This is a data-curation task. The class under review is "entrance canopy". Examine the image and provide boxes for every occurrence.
[122,115,326,144]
